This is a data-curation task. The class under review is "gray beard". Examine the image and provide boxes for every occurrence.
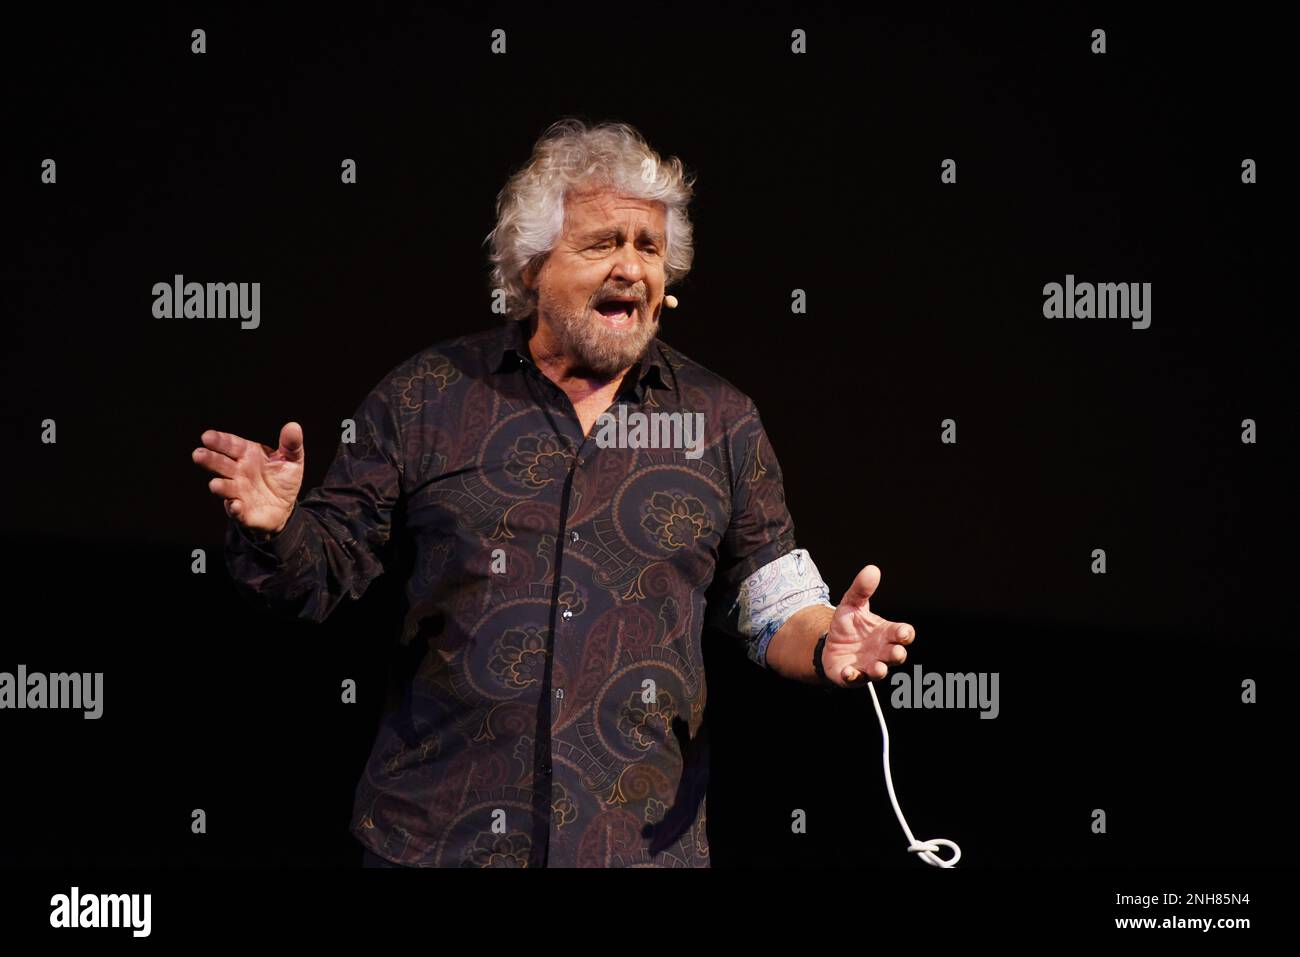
[546,300,659,379]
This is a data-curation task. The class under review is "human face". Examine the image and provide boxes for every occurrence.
[526,187,667,378]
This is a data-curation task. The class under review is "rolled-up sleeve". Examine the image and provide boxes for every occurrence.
[708,548,836,668]
[706,397,833,667]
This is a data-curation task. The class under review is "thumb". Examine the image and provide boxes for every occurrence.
[840,564,881,609]
[278,421,304,462]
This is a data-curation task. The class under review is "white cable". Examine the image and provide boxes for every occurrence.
[866,679,962,868]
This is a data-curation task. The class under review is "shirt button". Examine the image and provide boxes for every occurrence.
[561,609,573,620]
[570,530,580,543]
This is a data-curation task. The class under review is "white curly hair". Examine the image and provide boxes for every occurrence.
[484,118,697,321]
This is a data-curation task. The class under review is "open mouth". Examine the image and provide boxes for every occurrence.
[593,297,639,326]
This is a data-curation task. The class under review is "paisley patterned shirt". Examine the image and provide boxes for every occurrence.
[223,318,808,867]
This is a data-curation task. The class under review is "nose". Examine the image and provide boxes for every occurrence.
[609,241,645,286]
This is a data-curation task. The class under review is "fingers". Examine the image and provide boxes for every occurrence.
[842,621,916,688]
[192,445,238,478]
[196,424,302,468]
[841,659,888,686]
[886,623,914,664]
[832,565,918,688]
[207,476,237,499]
[278,421,305,461]
[845,657,893,686]
[840,563,881,609]
[199,429,248,459]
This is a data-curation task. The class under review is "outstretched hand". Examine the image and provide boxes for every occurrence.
[821,564,915,689]
[192,421,305,535]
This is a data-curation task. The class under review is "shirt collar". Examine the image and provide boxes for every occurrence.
[492,318,669,401]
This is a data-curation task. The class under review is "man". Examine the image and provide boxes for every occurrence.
[192,118,916,867]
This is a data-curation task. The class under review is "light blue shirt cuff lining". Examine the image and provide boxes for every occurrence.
[712,548,836,669]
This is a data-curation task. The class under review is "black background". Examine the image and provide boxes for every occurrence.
[1,0,1293,934]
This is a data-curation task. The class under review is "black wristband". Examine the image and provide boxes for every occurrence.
[812,631,834,688]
